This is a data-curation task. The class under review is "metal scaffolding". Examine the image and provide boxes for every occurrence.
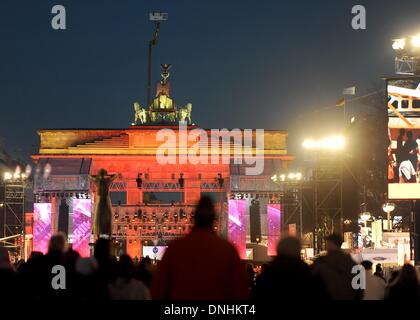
[282,180,305,238]
[313,153,343,252]
[1,178,26,254]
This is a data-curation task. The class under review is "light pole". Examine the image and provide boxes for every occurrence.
[147,12,168,108]
[359,211,372,248]
[382,202,395,231]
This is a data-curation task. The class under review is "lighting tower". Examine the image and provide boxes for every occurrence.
[303,136,345,252]
[147,12,168,108]
[392,35,420,75]
[1,168,29,258]
[382,202,395,231]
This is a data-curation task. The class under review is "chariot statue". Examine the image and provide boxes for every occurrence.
[132,64,193,126]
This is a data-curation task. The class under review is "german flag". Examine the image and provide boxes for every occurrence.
[336,98,345,107]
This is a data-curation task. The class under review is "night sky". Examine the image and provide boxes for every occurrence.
[1,0,420,162]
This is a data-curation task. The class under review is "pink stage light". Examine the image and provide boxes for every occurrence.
[72,199,92,257]
[228,199,247,259]
[33,203,52,254]
[267,203,281,256]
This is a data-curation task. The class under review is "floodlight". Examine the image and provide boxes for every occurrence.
[44,163,52,174]
[149,12,168,21]
[302,135,345,150]
[382,202,395,214]
[25,164,32,176]
[360,212,371,222]
[392,38,406,50]
[4,172,12,180]
[411,35,420,48]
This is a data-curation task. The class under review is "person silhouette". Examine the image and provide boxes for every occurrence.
[387,264,419,301]
[312,234,361,300]
[254,237,327,301]
[151,196,249,300]
[405,131,418,174]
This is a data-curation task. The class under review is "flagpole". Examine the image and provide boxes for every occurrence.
[340,87,354,244]
[343,98,345,124]
[341,97,345,237]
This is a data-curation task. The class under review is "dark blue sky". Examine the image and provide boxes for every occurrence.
[1,0,420,160]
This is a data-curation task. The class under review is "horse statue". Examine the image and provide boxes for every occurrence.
[178,103,192,124]
[134,102,148,124]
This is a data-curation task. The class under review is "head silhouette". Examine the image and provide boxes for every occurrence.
[407,131,413,140]
[361,260,373,270]
[194,196,216,229]
[48,232,67,253]
[325,233,343,252]
[94,238,111,263]
[396,263,418,284]
[118,254,134,280]
[98,168,107,177]
[277,237,301,258]
[0,247,11,269]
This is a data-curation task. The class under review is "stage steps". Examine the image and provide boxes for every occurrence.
[69,134,129,150]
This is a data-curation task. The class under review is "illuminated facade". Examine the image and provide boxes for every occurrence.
[31,67,293,259]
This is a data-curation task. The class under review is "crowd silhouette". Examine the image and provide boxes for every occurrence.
[0,196,419,301]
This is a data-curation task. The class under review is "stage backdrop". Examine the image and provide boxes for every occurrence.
[228,199,247,259]
[72,199,92,257]
[267,203,281,256]
[33,203,52,254]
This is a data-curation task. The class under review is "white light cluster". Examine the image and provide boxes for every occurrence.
[302,135,345,150]
[392,38,406,50]
[271,172,302,182]
[392,35,420,51]
[3,165,31,181]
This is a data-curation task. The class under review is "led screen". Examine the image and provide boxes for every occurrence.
[72,199,92,257]
[33,203,52,254]
[387,78,420,199]
[228,199,247,259]
[267,203,281,256]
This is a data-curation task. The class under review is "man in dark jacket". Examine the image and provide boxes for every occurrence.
[254,237,327,301]
[312,234,361,300]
